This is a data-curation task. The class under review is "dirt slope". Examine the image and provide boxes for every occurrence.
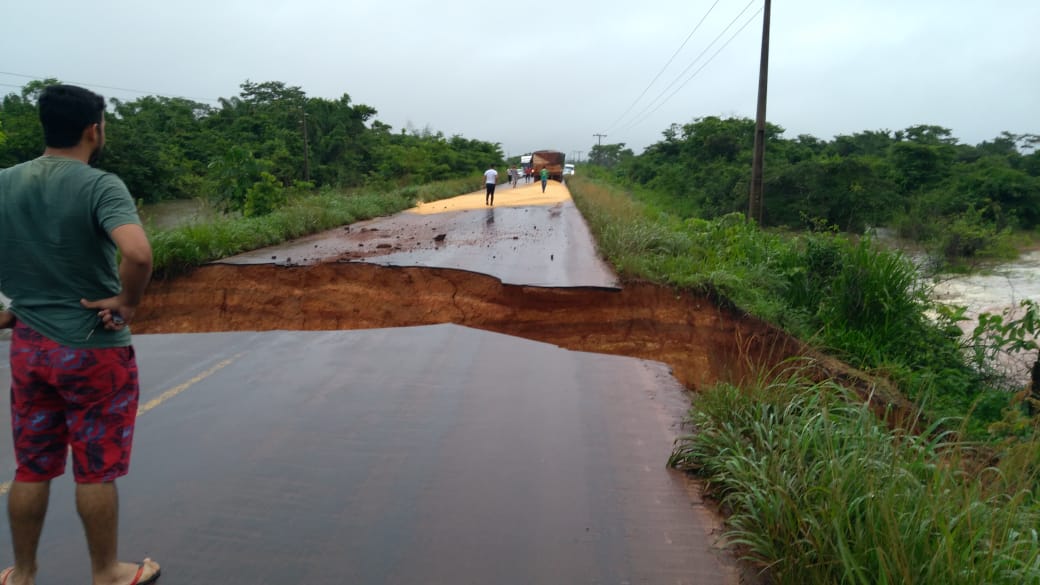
[136,262,804,391]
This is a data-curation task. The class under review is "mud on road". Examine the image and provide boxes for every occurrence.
[136,262,808,392]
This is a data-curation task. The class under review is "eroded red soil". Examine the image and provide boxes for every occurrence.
[136,263,809,391]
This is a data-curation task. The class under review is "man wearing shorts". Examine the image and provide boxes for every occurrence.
[484,166,498,206]
[0,85,159,585]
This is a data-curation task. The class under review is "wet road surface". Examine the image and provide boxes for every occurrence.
[0,326,741,584]
[220,181,620,289]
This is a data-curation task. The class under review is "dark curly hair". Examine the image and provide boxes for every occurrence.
[38,84,106,148]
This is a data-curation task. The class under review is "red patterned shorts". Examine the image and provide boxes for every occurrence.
[9,321,140,483]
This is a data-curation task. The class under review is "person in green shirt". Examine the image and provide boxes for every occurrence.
[0,85,159,585]
[540,167,549,193]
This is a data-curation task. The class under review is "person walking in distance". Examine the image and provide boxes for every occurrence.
[484,165,498,206]
[0,85,160,585]
[540,166,550,193]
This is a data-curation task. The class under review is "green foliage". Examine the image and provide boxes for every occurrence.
[969,300,1040,385]
[207,146,271,213]
[588,142,633,168]
[670,378,1040,585]
[936,206,1018,266]
[593,117,1040,251]
[569,172,1006,432]
[244,172,285,217]
[0,80,502,204]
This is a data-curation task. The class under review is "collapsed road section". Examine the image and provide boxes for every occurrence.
[135,262,804,392]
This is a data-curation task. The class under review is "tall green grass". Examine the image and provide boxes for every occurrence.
[150,176,477,277]
[568,173,1006,428]
[670,377,1040,584]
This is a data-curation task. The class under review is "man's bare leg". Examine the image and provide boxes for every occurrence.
[6,480,50,585]
[76,482,159,585]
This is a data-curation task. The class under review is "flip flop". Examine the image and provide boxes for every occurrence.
[129,563,161,585]
[0,567,12,585]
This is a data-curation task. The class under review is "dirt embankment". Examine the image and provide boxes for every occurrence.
[137,261,916,427]
[136,263,807,391]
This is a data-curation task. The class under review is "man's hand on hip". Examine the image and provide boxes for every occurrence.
[81,297,135,330]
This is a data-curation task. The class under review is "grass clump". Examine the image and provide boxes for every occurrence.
[671,376,1040,585]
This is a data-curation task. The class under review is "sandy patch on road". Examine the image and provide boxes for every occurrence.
[413,180,570,215]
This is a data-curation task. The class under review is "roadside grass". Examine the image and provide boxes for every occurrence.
[150,176,477,277]
[567,172,1004,431]
[569,170,1040,582]
[670,376,1040,585]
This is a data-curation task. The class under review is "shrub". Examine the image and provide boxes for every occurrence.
[671,378,1040,585]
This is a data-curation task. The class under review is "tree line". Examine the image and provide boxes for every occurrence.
[0,79,503,215]
[589,117,1040,256]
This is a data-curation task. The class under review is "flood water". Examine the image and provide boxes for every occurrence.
[139,198,216,230]
[932,251,1040,320]
[930,250,1040,385]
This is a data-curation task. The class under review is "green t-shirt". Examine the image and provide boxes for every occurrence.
[540,168,549,180]
[0,156,141,347]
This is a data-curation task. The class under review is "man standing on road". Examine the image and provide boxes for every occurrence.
[484,165,498,206]
[540,166,550,193]
[0,85,160,585]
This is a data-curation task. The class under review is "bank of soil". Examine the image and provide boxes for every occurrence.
[136,262,911,426]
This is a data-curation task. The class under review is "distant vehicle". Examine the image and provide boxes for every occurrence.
[520,154,533,178]
[563,163,575,176]
[531,150,566,181]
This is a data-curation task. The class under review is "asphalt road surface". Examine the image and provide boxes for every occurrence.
[0,183,746,584]
[0,327,740,584]
[219,181,620,289]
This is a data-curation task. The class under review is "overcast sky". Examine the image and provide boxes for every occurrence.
[2,0,1037,160]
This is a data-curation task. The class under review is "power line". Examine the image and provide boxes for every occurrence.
[604,0,722,133]
[615,0,758,133]
[0,71,220,103]
[617,2,762,135]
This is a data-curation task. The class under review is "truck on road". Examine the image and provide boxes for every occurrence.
[523,150,566,182]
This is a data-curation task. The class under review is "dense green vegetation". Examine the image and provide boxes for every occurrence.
[669,377,1040,584]
[590,117,1040,266]
[572,141,1040,582]
[568,171,1032,433]
[0,79,503,215]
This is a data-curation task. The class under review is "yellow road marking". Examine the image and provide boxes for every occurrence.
[0,352,244,497]
[137,353,243,416]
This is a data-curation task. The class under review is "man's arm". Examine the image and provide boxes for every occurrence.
[81,223,153,329]
[111,223,153,308]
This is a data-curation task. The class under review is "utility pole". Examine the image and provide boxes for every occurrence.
[747,0,771,224]
[592,134,607,164]
[300,108,311,182]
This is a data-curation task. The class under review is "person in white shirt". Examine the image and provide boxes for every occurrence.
[484,167,499,206]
